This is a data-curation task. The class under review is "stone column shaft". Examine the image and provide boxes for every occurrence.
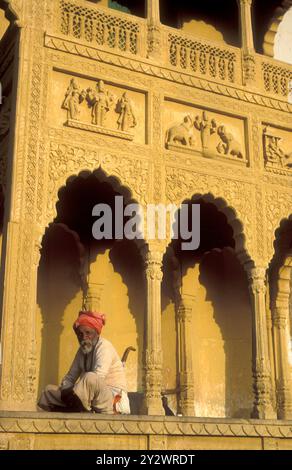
[239,0,256,86]
[239,0,254,53]
[177,296,194,416]
[147,0,160,23]
[247,266,276,419]
[142,247,164,415]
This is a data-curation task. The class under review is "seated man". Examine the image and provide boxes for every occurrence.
[38,311,130,414]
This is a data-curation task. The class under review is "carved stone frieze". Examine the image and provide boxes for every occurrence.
[165,103,247,164]
[1,413,292,439]
[55,73,144,144]
[44,34,292,114]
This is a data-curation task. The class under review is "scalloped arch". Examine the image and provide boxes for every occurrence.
[271,214,292,267]
[166,191,251,266]
[45,166,148,254]
[47,166,139,230]
[263,0,292,58]
[40,222,87,286]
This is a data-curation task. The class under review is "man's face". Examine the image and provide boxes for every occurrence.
[76,326,98,354]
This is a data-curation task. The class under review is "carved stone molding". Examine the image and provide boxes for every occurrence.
[44,34,292,114]
[1,413,292,439]
[65,119,135,141]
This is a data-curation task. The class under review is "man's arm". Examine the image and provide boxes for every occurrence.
[60,350,82,390]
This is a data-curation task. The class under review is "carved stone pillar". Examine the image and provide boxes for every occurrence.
[246,266,276,419]
[273,291,292,419]
[176,295,195,416]
[141,245,164,415]
[83,282,104,312]
[239,0,256,86]
[239,0,254,53]
[0,221,42,411]
[147,0,161,60]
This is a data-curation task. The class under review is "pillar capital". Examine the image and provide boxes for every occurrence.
[141,245,164,281]
[177,295,194,323]
[246,266,267,295]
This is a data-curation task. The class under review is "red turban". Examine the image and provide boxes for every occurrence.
[73,311,106,335]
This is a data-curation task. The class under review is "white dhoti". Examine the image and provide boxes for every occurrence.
[38,372,128,414]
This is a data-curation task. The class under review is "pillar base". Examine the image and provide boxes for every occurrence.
[252,404,277,420]
[0,399,38,412]
[141,397,164,416]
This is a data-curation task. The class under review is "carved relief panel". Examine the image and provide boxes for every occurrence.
[164,99,248,165]
[263,124,292,173]
[49,70,147,144]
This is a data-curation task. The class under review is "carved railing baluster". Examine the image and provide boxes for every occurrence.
[59,0,143,56]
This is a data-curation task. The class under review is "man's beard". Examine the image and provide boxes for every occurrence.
[80,340,95,354]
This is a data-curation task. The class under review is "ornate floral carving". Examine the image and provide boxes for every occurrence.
[243,53,256,86]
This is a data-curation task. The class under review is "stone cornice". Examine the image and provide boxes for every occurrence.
[44,33,292,115]
[1,413,292,438]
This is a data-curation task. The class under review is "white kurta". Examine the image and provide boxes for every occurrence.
[61,337,130,414]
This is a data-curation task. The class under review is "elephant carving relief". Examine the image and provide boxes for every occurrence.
[217,125,244,159]
[166,115,196,147]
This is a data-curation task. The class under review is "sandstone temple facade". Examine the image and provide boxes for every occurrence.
[0,0,291,450]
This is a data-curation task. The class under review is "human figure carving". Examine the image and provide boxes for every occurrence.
[62,79,85,120]
[86,80,114,126]
[38,311,131,414]
[166,115,196,147]
[263,128,292,168]
[116,92,137,132]
[217,125,243,159]
[194,111,217,150]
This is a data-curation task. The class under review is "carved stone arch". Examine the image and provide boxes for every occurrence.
[47,149,150,229]
[277,252,292,299]
[263,0,292,58]
[46,166,148,253]
[269,214,292,303]
[166,191,252,267]
[270,214,292,269]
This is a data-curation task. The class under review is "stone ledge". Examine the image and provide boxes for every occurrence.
[0,412,292,438]
[65,120,135,141]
